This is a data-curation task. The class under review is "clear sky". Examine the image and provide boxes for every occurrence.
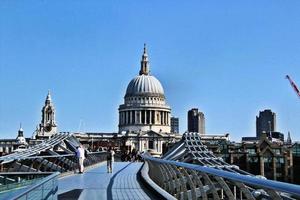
[1,1,300,142]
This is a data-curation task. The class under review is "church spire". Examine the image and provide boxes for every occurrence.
[46,90,52,103]
[18,123,24,137]
[287,131,292,144]
[139,43,150,75]
[37,91,57,139]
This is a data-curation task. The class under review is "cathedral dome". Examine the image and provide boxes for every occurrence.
[119,44,171,134]
[125,74,164,97]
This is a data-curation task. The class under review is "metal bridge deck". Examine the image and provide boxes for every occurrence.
[58,162,152,200]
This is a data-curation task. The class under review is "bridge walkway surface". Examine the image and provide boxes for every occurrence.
[57,162,156,200]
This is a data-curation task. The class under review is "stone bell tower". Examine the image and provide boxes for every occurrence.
[36,91,57,139]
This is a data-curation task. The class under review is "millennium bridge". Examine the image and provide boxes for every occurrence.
[0,132,300,200]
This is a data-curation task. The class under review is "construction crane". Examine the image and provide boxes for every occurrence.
[286,75,300,98]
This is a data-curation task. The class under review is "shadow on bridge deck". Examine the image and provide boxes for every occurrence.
[58,162,157,200]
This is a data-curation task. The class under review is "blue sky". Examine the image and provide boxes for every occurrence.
[1,1,300,141]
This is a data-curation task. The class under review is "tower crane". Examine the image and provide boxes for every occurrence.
[286,75,300,98]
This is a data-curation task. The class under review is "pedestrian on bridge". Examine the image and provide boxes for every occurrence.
[76,144,85,174]
[107,147,115,173]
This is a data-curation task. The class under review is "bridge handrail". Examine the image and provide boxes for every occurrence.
[0,172,54,176]
[1,151,107,160]
[142,155,300,197]
[10,171,60,200]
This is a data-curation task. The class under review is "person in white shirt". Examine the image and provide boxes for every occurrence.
[107,147,115,173]
[76,145,85,173]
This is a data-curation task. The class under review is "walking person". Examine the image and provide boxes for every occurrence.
[107,147,115,173]
[76,144,85,173]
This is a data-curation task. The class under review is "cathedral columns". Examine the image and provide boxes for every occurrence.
[123,111,125,124]
[151,110,155,124]
[142,110,144,124]
[165,112,167,125]
[139,111,141,124]
[120,109,170,127]
[120,112,122,125]
[127,111,131,124]
[132,111,135,124]
[130,111,132,124]
[167,112,169,125]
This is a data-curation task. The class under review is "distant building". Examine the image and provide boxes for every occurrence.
[187,108,205,134]
[241,136,257,142]
[0,92,57,155]
[204,133,293,182]
[292,142,300,184]
[270,131,284,142]
[16,126,27,147]
[34,91,57,139]
[286,131,292,145]
[0,127,29,155]
[171,117,179,133]
[256,109,276,138]
[243,109,283,142]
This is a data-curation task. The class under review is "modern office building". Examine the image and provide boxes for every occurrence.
[256,109,276,138]
[243,109,284,142]
[187,108,205,134]
[171,117,179,133]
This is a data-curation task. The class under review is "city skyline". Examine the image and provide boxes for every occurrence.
[1,1,300,141]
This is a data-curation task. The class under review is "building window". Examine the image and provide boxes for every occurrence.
[278,158,284,163]
[247,157,258,163]
[246,148,256,155]
[274,149,281,155]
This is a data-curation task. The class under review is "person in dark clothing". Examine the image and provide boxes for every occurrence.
[107,147,114,173]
